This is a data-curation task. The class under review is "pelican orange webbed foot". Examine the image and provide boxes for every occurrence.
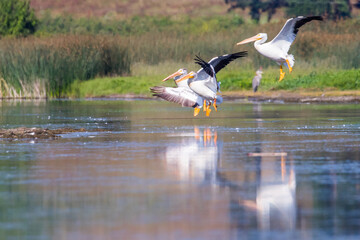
[286,59,293,73]
[213,99,218,112]
[194,107,201,117]
[279,66,286,82]
[206,107,212,117]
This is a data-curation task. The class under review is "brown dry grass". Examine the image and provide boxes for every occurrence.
[30,0,360,20]
[31,0,229,19]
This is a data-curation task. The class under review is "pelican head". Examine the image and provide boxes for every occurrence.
[236,33,267,45]
[175,71,196,84]
[162,68,187,82]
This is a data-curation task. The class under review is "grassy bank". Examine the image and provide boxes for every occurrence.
[0,16,359,98]
[218,68,360,91]
[67,67,360,98]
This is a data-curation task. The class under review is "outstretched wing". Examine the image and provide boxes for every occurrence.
[194,55,214,77]
[208,51,248,74]
[150,86,199,108]
[270,16,323,53]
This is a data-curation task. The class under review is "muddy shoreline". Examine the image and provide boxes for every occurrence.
[222,93,360,103]
[93,91,360,103]
[0,127,89,140]
[1,91,359,103]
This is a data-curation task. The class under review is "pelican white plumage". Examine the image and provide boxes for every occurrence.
[150,68,204,116]
[150,85,204,116]
[236,16,323,81]
[151,51,247,117]
[178,51,247,116]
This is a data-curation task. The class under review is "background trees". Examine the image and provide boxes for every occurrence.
[286,0,351,20]
[225,0,288,22]
[225,0,354,22]
[0,0,38,37]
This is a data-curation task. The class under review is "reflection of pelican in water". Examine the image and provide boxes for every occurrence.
[242,153,296,230]
[238,102,297,230]
[164,127,220,182]
[256,155,296,230]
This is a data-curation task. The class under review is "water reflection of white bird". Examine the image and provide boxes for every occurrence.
[164,127,219,183]
[256,155,296,230]
[244,154,296,230]
[252,67,263,93]
[237,16,323,82]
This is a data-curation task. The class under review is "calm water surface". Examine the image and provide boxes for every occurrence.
[0,100,360,240]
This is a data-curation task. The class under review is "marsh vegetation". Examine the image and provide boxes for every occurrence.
[0,13,359,98]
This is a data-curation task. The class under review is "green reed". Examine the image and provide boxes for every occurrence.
[0,36,130,98]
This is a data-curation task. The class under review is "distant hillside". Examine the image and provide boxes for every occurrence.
[31,0,360,20]
[30,0,230,19]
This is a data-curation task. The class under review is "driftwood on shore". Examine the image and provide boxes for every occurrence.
[0,127,87,139]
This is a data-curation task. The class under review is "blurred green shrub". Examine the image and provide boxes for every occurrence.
[0,0,38,36]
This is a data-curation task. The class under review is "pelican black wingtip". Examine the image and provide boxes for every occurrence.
[236,51,248,57]
[310,16,324,21]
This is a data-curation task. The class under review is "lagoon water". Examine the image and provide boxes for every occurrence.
[0,100,360,240]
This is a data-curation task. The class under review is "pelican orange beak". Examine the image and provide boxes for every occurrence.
[162,70,182,82]
[175,72,195,83]
[236,35,261,45]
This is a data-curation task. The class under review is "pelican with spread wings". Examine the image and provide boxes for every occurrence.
[151,68,204,116]
[178,51,247,116]
[151,51,247,116]
[236,16,323,81]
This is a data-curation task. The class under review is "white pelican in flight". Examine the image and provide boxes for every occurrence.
[150,68,203,116]
[150,68,204,116]
[151,51,247,116]
[178,51,247,116]
[236,16,323,81]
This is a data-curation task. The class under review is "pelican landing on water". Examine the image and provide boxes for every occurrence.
[237,16,323,82]
[181,51,247,116]
[150,68,205,116]
[151,51,247,117]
